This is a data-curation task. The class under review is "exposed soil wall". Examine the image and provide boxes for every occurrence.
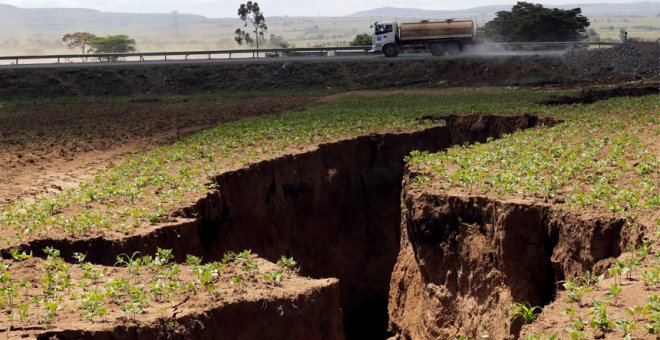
[0,56,588,99]
[388,185,641,339]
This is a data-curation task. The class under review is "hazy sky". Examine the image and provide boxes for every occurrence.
[1,0,650,17]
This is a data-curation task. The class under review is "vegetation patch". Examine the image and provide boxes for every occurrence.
[402,92,659,339]
[0,247,335,337]
[406,94,659,217]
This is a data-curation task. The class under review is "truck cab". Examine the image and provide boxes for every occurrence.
[369,22,399,56]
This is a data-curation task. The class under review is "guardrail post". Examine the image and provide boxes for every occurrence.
[57,57,60,64]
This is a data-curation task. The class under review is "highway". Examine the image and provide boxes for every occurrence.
[0,50,566,70]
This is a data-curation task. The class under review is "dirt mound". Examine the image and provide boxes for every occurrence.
[563,42,660,79]
[539,84,659,105]
[0,56,594,100]
[387,184,642,339]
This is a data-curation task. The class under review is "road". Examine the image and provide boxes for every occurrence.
[0,50,566,70]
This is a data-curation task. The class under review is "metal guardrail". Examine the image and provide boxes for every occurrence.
[0,42,620,65]
[492,41,620,47]
[0,46,372,65]
[489,41,622,49]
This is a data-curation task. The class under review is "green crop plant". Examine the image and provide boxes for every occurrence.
[186,255,203,266]
[562,280,592,306]
[81,263,104,283]
[589,300,614,332]
[164,281,183,307]
[104,278,128,303]
[81,291,106,322]
[608,262,629,286]
[9,248,33,262]
[566,318,587,340]
[42,299,63,323]
[72,252,86,263]
[628,305,644,321]
[615,319,637,339]
[15,302,30,322]
[604,283,622,306]
[115,252,144,277]
[635,239,654,259]
[567,330,588,340]
[643,268,660,287]
[277,256,300,272]
[510,302,543,324]
[262,271,283,285]
[578,271,604,288]
[148,279,165,302]
[229,275,243,286]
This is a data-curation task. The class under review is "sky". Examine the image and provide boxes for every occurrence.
[0,0,651,17]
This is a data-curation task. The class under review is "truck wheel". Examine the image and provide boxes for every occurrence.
[430,43,446,56]
[446,43,461,56]
[383,45,399,58]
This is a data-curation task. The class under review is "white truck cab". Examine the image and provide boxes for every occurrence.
[370,22,398,56]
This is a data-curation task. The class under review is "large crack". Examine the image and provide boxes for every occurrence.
[5,114,559,338]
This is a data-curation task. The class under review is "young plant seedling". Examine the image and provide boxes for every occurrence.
[510,302,543,324]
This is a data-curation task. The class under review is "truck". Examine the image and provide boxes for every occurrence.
[369,19,477,57]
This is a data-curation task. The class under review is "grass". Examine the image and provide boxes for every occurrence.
[406,94,659,217]
[0,88,551,246]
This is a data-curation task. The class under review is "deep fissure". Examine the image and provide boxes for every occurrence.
[5,114,579,338]
[192,114,560,339]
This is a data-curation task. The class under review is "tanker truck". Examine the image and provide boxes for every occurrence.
[369,19,477,57]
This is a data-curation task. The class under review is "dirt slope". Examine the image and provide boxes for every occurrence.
[388,183,643,339]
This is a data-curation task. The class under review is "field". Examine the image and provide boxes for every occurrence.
[1,14,658,56]
[0,52,658,338]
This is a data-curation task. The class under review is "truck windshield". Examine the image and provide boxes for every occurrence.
[374,24,392,34]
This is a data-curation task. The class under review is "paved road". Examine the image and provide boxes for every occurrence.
[0,50,565,70]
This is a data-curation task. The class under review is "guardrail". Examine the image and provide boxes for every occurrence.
[0,42,621,65]
[0,46,372,65]
[487,41,621,49]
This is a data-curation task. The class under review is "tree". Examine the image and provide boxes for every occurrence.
[350,33,372,46]
[234,1,268,52]
[89,35,136,61]
[484,2,590,42]
[62,32,96,55]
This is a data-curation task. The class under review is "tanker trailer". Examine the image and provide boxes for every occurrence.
[369,19,477,57]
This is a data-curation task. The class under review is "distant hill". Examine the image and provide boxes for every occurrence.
[348,2,660,18]
[347,6,508,19]
[0,4,213,26]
